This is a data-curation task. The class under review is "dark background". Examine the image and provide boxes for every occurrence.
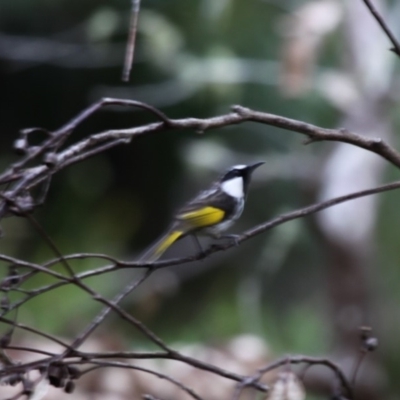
[1,0,400,397]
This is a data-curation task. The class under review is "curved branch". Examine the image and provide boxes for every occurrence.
[51,105,400,176]
[78,360,203,400]
[258,356,352,398]
[3,100,400,223]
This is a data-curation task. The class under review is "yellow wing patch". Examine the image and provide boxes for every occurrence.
[154,230,183,257]
[178,206,225,228]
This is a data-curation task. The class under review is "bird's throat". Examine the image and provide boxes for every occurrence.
[221,177,244,198]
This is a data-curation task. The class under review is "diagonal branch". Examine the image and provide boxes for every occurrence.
[1,97,399,398]
[4,177,400,318]
[362,0,400,57]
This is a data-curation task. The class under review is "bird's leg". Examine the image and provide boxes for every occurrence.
[191,234,206,257]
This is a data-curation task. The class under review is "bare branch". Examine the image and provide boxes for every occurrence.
[260,356,352,397]
[362,0,400,57]
[90,360,203,400]
[0,316,71,350]
[1,97,398,399]
[38,104,400,178]
[2,99,400,227]
[4,177,400,320]
[122,0,142,82]
[66,269,154,352]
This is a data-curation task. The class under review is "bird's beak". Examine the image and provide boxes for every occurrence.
[247,161,265,173]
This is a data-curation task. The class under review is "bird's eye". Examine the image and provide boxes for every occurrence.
[224,168,243,180]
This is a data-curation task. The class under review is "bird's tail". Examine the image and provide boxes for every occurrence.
[139,229,184,262]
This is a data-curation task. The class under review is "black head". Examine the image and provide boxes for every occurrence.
[221,161,264,195]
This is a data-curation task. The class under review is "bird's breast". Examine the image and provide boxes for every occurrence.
[204,197,244,236]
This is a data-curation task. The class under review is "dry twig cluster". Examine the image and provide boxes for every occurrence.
[0,0,398,399]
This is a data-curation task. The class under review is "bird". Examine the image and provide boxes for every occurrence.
[139,161,264,262]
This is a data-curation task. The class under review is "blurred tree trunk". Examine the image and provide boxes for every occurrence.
[314,0,393,397]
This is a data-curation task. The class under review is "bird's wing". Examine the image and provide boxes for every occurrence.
[139,186,225,262]
[175,185,228,229]
[176,206,225,228]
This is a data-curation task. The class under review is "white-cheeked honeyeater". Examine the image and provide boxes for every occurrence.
[139,162,264,262]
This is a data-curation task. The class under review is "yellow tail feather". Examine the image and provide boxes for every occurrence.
[139,230,184,262]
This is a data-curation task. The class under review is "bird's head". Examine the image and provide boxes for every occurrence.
[220,161,264,198]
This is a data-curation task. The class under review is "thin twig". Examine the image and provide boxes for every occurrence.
[259,356,352,397]
[1,98,400,398]
[362,0,400,57]
[66,268,154,352]
[79,360,204,400]
[2,100,400,225]
[0,316,71,350]
[122,0,142,82]
[4,178,400,317]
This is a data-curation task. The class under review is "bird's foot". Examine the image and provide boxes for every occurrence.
[190,234,207,260]
[220,234,240,247]
[198,249,208,259]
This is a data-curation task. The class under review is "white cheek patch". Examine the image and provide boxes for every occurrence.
[221,177,243,198]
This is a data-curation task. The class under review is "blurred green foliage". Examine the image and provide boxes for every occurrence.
[2,0,400,397]
[0,0,356,340]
